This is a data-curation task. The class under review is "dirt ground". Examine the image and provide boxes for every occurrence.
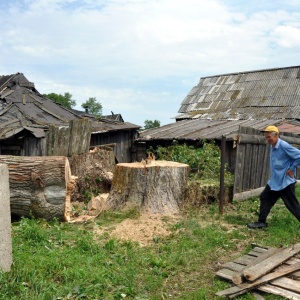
[94,213,182,247]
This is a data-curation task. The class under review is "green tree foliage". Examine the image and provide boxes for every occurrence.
[43,92,76,109]
[81,97,103,116]
[151,140,233,182]
[144,119,160,130]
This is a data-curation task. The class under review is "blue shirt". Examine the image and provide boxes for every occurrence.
[268,138,300,191]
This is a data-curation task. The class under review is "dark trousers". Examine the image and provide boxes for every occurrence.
[259,183,300,223]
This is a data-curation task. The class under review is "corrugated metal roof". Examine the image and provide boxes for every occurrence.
[138,119,300,142]
[176,65,300,121]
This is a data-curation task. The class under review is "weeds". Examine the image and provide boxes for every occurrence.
[150,140,234,183]
[2,188,300,299]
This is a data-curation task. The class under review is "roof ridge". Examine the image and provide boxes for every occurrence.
[202,65,300,79]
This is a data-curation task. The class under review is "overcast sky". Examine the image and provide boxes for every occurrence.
[1,0,300,127]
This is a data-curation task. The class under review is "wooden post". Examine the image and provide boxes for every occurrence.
[0,163,12,272]
[219,135,226,214]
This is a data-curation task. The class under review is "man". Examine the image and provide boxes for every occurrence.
[247,125,300,229]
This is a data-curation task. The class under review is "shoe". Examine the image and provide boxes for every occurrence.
[247,222,268,229]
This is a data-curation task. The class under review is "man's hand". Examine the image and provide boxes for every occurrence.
[286,169,294,178]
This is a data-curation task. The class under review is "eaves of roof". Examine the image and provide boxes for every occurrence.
[137,119,300,142]
[92,121,140,134]
[0,126,47,140]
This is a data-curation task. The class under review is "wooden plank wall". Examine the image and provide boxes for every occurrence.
[234,126,300,194]
[68,119,92,156]
[90,130,136,163]
[46,118,91,157]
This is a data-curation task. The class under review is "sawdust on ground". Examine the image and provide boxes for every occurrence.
[94,213,182,246]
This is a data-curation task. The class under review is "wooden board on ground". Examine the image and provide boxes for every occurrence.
[216,244,300,299]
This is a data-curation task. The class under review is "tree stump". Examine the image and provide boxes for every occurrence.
[0,155,76,220]
[105,160,190,214]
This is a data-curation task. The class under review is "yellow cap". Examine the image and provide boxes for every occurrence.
[262,125,279,133]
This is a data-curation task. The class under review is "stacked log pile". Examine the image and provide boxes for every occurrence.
[216,244,300,299]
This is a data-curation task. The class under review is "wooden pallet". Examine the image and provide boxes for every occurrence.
[215,244,300,299]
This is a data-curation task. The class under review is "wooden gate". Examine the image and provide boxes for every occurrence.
[234,126,300,195]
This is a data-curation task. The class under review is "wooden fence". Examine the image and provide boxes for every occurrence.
[233,126,300,195]
[46,118,91,156]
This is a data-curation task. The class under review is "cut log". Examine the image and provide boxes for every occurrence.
[0,155,76,220]
[105,160,190,214]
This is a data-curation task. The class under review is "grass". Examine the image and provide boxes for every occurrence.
[2,188,300,300]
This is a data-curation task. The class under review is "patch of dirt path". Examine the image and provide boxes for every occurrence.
[95,213,182,246]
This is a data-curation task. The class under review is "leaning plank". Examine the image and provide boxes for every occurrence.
[217,247,279,284]
[232,247,281,284]
[215,261,300,297]
[243,244,300,281]
[258,284,300,300]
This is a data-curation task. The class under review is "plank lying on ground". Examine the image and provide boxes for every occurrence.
[216,247,279,284]
[270,277,300,293]
[216,268,239,282]
[232,247,280,284]
[215,261,300,297]
[258,284,300,300]
[233,254,258,266]
[243,243,300,282]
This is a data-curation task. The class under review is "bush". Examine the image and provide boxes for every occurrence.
[149,140,233,183]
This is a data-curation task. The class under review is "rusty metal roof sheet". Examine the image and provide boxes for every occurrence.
[176,66,300,121]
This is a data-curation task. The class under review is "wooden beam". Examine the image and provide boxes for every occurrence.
[243,244,300,281]
[215,261,300,297]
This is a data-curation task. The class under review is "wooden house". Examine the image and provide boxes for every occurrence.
[0,73,92,156]
[136,65,300,196]
[71,108,140,163]
[0,73,140,161]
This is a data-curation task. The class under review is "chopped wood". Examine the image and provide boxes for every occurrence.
[258,284,300,300]
[270,277,300,293]
[243,243,300,281]
[232,247,281,284]
[216,262,300,297]
[215,244,300,299]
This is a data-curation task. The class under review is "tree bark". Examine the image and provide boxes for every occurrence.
[105,160,190,214]
[0,155,75,220]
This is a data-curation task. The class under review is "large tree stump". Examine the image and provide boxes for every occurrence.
[105,160,190,214]
[0,155,75,220]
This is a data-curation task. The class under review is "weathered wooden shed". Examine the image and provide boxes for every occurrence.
[0,73,141,162]
[90,119,140,163]
[136,65,300,197]
[0,73,91,156]
[71,108,141,162]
